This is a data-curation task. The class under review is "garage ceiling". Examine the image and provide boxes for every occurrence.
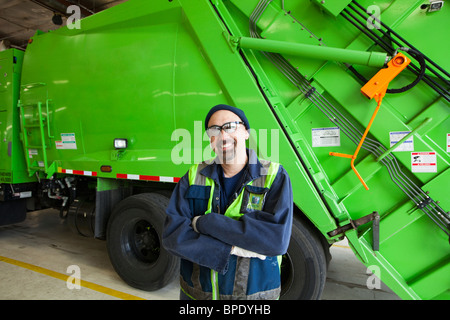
[0,0,128,50]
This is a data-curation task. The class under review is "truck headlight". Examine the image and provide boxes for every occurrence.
[114,138,128,149]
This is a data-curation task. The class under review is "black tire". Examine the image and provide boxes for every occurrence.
[280,216,328,300]
[106,193,179,291]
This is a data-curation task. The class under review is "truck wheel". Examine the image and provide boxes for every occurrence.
[106,193,179,291]
[280,216,327,300]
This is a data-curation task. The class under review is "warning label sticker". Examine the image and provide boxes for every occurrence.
[411,152,437,173]
[56,133,77,150]
[389,131,413,152]
[312,127,340,147]
[28,149,38,158]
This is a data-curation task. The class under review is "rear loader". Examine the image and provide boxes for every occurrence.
[0,0,448,299]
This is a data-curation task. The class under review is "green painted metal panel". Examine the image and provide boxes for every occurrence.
[313,0,353,17]
[0,49,35,184]
[10,0,450,299]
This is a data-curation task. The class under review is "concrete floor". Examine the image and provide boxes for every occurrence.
[0,208,400,300]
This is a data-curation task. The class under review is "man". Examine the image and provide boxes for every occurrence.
[162,104,293,300]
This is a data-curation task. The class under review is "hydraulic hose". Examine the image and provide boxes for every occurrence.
[386,47,426,94]
[348,47,426,95]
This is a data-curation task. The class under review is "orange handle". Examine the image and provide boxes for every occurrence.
[329,97,381,191]
[330,53,410,191]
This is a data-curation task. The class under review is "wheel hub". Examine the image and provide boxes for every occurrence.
[132,220,160,263]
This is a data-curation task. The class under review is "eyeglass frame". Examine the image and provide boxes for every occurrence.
[205,121,245,138]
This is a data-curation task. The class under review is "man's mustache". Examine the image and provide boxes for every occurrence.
[216,139,235,148]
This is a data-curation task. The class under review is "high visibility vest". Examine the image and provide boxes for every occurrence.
[188,159,280,220]
[185,159,281,300]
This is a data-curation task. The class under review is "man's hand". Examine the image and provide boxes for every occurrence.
[231,246,266,260]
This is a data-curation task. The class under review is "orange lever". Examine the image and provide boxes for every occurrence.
[330,53,410,190]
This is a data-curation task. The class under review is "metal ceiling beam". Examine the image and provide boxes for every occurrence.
[30,0,68,16]
[30,0,91,18]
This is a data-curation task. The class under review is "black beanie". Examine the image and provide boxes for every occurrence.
[204,104,250,130]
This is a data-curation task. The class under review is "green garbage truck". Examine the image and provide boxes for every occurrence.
[0,0,448,299]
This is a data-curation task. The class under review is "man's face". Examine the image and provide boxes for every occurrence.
[207,110,249,164]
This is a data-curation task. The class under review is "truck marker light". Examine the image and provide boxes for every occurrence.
[100,165,112,173]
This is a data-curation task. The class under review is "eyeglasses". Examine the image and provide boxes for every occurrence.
[206,121,244,137]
